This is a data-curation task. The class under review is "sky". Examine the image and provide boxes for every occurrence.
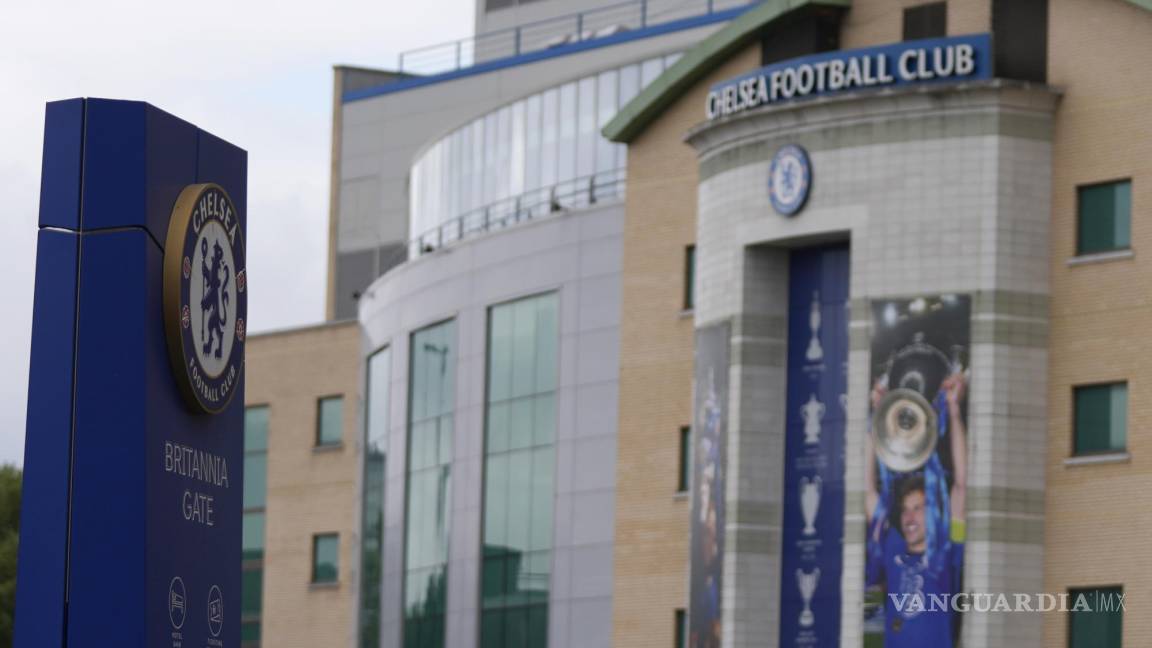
[0,0,473,466]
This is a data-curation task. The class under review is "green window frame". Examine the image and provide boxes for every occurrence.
[1077,180,1132,255]
[1068,586,1123,648]
[317,395,344,447]
[684,245,696,311]
[903,2,947,40]
[312,533,340,584]
[242,405,269,648]
[677,426,691,493]
[1073,382,1127,455]
[480,293,558,648]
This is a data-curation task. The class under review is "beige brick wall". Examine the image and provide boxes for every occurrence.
[840,0,990,50]
[245,321,362,648]
[1046,1,1152,646]
[611,43,760,648]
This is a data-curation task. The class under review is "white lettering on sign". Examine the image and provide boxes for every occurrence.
[705,36,987,120]
[165,441,229,528]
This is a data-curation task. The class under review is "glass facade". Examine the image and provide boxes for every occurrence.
[361,348,391,648]
[317,396,344,446]
[404,321,457,648]
[410,53,681,242]
[1073,382,1127,455]
[242,406,269,647]
[480,294,558,648]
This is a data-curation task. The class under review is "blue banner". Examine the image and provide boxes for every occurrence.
[707,34,992,120]
[779,245,849,647]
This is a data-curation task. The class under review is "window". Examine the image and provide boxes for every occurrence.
[903,2,947,40]
[360,348,390,648]
[404,320,456,648]
[312,533,340,583]
[1073,383,1127,455]
[480,293,558,648]
[684,246,696,311]
[674,609,687,648]
[1068,586,1123,648]
[677,427,691,493]
[1077,180,1132,255]
[242,406,269,647]
[317,396,344,446]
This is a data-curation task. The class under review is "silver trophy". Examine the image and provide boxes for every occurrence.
[800,394,824,445]
[797,567,821,628]
[806,291,823,362]
[799,476,821,536]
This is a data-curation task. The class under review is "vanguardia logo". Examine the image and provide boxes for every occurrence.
[889,592,1127,614]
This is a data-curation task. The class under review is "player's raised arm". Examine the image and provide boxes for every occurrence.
[944,371,968,524]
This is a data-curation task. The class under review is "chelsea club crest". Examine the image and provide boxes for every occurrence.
[768,144,812,216]
[163,183,247,414]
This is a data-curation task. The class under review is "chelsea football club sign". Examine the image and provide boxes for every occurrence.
[769,144,811,216]
[164,184,248,414]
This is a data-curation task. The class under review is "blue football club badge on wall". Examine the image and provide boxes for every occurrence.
[769,144,812,216]
[164,183,248,414]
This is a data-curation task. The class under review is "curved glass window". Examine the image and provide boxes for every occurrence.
[404,321,456,648]
[409,53,680,241]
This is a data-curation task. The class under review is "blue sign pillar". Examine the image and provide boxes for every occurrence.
[14,99,247,648]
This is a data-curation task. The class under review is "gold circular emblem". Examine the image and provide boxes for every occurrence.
[163,183,247,414]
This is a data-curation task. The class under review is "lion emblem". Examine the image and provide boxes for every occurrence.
[199,236,231,358]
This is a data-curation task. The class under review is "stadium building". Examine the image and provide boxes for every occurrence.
[243,1,1152,647]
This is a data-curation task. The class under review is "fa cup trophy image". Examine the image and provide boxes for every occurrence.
[799,476,821,536]
[796,567,821,628]
[806,291,823,362]
[800,394,824,445]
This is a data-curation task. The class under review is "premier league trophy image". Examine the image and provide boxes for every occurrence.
[863,296,970,648]
[796,567,821,628]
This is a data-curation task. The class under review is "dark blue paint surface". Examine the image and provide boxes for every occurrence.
[779,245,849,648]
[15,99,246,648]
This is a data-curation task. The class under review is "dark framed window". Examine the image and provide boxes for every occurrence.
[677,427,691,493]
[684,245,696,311]
[1077,180,1132,255]
[1073,383,1127,455]
[903,2,947,40]
[674,609,687,648]
[1068,586,1123,647]
[312,533,340,583]
[317,396,344,446]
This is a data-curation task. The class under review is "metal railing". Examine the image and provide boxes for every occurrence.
[400,167,627,263]
[396,0,752,76]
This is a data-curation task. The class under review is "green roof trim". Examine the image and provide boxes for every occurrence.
[602,0,851,143]
[1124,0,1152,11]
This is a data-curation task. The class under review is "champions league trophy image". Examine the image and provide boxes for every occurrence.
[797,567,821,628]
[799,476,822,536]
[806,291,823,362]
[801,394,824,445]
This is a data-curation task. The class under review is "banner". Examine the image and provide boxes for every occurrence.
[864,295,970,648]
[689,323,730,648]
[779,245,849,647]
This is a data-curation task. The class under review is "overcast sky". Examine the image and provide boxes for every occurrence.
[0,0,473,466]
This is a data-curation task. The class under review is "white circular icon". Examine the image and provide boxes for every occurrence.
[168,577,187,629]
[768,144,812,216]
[207,585,224,637]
